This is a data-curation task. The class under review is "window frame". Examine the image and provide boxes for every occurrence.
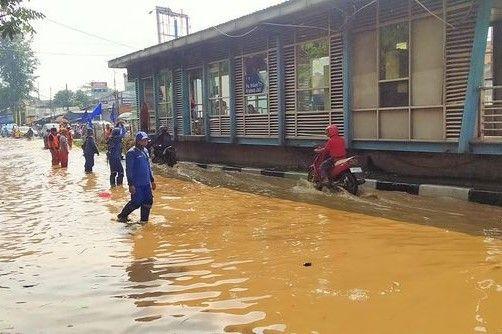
[351,0,448,141]
[243,51,269,115]
[156,70,174,121]
[207,60,230,117]
[294,37,331,113]
[187,67,204,136]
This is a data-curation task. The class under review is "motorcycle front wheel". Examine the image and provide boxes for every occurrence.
[337,171,358,195]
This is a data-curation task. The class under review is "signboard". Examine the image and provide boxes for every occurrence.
[245,73,265,95]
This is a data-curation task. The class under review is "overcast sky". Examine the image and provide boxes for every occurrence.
[29,0,285,100]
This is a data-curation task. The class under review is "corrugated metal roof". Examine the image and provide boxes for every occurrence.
[108,0,334,68]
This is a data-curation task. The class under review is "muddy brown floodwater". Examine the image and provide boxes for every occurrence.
[0,138,501,333]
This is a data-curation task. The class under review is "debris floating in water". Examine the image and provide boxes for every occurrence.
[303,262,312,267]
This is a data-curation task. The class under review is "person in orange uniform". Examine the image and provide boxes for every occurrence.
[59,128,70,168]
[316,124,346,184]
[47,127,60,166]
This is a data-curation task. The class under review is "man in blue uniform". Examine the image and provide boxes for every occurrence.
[117,131,156,223]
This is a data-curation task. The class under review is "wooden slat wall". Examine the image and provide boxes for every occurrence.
[268,47,279,137]
[284,45,296,137]
[173,68,184,135]
[445,1,477,139]
[234,56,245,137]
[330,33,344,136]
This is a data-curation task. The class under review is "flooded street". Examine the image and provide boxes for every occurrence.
[1,138,501,333]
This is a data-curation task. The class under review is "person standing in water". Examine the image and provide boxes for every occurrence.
[117,132,156,224]
[59,129,70,168]
[47,127,60,166]
[107,126,125,186]
[82,128,99,173]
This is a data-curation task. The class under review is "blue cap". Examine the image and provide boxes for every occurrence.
[135,131,149,141]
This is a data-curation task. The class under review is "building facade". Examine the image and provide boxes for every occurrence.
[109,0,502,173]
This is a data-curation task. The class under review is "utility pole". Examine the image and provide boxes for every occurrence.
[65,83,70,112]
[49,87,53,120]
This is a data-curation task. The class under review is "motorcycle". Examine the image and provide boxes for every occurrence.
[152,144,177,167]
[308,149,365,195]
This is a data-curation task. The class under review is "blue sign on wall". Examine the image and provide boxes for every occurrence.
[245,73,265,95]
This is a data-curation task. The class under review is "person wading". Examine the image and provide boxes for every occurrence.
[107,126,125,186]
[47,127,60,166]
[82,128,99,173]
[59,129,70,168]
[117,132,156,224]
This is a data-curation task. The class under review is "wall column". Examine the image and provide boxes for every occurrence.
[181,66,191,136]
[342,28,353,148]
[458,0,493,153]
[202,62,211,142]
[229,50,237,143]
[276,35,286,146]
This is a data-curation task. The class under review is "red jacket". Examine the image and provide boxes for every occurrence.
[324,125,346,159]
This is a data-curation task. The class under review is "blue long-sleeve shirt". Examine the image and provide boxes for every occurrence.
[125,146,154,186]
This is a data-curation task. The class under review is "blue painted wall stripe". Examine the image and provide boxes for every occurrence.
[458,0,493,153]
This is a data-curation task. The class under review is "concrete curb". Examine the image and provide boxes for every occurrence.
[180,162,502,207]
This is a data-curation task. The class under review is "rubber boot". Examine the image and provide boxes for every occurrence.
[110,172,117,187]
[117,201,139,222]
[140,205,151,223]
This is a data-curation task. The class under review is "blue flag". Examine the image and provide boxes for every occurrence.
[79,103,103,125]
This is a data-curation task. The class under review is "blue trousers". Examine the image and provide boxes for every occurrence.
[118,185,153,222]
[109,156,124,186]
[84,154,95,173]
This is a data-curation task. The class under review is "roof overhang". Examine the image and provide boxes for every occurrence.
[108,0,335,68]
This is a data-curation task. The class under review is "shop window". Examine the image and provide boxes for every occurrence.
[156,71,173,120]
[296,39,330,111]
[379,22,409,107]
[208,61,230,116]
[188,68,204,135]
[244,54,268,114]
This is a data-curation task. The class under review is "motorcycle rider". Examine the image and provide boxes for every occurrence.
[316,124,346,185]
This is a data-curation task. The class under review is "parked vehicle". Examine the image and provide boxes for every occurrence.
[308,149,365,195]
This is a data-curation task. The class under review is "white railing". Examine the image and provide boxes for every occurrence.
[479,86,502,140]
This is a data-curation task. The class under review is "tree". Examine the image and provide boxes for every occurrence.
[0,37,38,119]
[0,0,44,39]
[53,89,74,109]
[74,89,91,109]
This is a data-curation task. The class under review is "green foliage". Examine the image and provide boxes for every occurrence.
[74,89,91,109]
[53,89,74,108]
[0,0,44,39]
[0,37,37,114]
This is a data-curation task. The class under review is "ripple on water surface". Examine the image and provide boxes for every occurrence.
[0,138,501,333]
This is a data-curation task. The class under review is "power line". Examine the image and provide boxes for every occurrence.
[45,17,135,49]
